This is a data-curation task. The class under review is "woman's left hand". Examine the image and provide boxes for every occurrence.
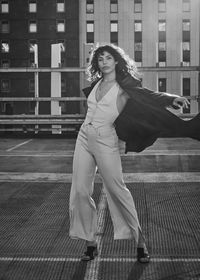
[173,96,190,109]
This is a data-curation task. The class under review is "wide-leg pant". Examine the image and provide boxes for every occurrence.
[69,123,141,243]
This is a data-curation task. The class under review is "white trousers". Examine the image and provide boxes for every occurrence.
[69,123,141,243]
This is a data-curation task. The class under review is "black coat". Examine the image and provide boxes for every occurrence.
[83,74,200,153]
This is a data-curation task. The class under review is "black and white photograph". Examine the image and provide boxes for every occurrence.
[0,0,200,279]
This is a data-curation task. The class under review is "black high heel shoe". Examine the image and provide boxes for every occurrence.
[81,245,98,261]
[137,247,150,263]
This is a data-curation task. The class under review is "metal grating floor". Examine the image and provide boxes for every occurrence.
[0,181,199,280]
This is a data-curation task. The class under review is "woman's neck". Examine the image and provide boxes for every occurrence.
[102,73,116,82]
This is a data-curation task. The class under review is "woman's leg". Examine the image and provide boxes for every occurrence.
[69,132,98,243]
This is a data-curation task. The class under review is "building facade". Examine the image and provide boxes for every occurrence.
[80,0,200,114]
[0,0,200,119]
[0,0,79,115]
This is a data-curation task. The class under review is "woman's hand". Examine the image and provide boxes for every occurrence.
[173,96,190,109]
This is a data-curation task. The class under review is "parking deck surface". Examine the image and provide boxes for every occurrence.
[0,137,199,280]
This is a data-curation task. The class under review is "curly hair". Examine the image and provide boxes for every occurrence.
[86,43,140,83]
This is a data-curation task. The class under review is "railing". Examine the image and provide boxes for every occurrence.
[1,66,199,134]
[0,95,199,134]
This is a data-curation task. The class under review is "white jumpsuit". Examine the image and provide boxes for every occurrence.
[69,80,141,243]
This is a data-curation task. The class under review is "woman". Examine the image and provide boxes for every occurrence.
[69,44,199,263]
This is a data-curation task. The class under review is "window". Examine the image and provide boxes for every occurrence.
[158,20,166,31]
[134,44,142,63]
[1,59,10,67]
[134,20,142,42]
[158,0,166,12]
[1,0,9,13]
[158,78,166,92]
[158,20,166,42]
[29,79,35,92]
[159,42,166,51]
[182,42,190,65]
[57,0,65,12]
[86,21,94,43]
[183,0,190,12]
[134,0,142,13]
[1,80,10,92]
[134,42,142,51]
[134,20,142,32]
[57,20,65,32]
[110,21,118,45]
[57,39,65,52]
[1,20,9,33]
[110,0,118,13]
[134,20,142,65]
[61,58,65,67]
[29,21,37,32]
[86,0,94,13]
[182,20,190,65]
[29,57,35,67]
[61,79,66,92]
[158,20,166,66]
[182,19,190,31]
[29,39,37,52]
[1,40,9,52]
[182,78,190,113]
[29,0,37,13]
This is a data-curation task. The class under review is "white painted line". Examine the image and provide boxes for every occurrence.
[1,149,200,157]
[0,256,199,263]
[6,139,33,152]
[0,172,200,183]
[84,188,107,280]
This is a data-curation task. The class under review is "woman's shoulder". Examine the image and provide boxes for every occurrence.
[117,73,142,89]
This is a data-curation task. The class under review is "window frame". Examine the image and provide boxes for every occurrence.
[1,79,10,92]
[1,20,9,33]
[1,40,9,53]
[1,0,9,13]
[134,0,142,13]
[56,20,65,32]
[29,0,37,13]
[29,20,37,33]
[57,0,65,13]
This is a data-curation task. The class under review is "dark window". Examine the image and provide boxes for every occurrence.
[182,20,190,42]
[182,78,190,113]
[183,0,190,12]
[134,20,142,43]
[158,78,166,92]
[29,79,35,92]
[110,0,118,13]
[1,59,10,67]
[1,20,9,33]
[86,21,94,43]
[134,0,142,13]
[158,0,166,12]
[86,0,94,13]
[110,21,118,45]
[1,79,10,92]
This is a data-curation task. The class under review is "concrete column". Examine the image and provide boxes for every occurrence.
[51,44,61,134]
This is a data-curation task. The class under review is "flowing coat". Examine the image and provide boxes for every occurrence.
[83,74,200,153]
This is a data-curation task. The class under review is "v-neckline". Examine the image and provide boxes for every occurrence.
[95,80,116,103]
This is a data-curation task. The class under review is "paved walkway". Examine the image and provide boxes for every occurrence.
[0,137,199,280]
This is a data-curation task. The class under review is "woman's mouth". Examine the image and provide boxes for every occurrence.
[102,66,109,70]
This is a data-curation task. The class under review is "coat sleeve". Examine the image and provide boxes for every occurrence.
[132,86,180,109]
[118,74,179,108]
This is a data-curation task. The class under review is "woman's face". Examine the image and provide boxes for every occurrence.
[97,51,117,75]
